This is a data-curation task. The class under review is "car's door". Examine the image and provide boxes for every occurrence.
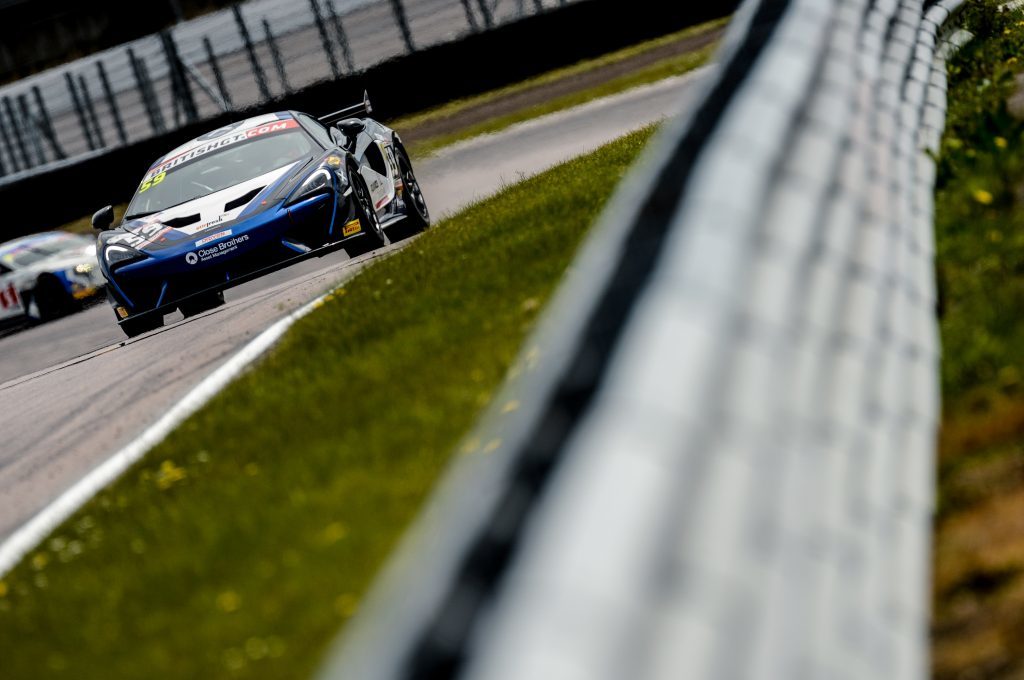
[0,261,25,321]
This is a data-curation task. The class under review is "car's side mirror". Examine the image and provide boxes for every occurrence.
[337,118,365,139]
[92,205,115,231]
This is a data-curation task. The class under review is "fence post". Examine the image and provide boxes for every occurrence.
[16,95,45,166]
[262,19,291,94]
[459,0,480,31]
[64,72,97,152]
[31,86,65,160]
[97,60,128,146]
[309,0,342,80]
[389,0,416,52]
[77,75,106,148]
[128,48,167,135]
[325,0,355,72]
[475,0,494,29]
[203,37,234,110]
[3,97,31,170]
[232,4,272,102]
[0,107,19,174]
[160,30,199,125]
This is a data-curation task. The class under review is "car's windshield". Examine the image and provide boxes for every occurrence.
[0,233,88,268]
[125,127,315,218]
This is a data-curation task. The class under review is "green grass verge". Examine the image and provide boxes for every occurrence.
[0,126,657,679]
[930,3,1024,678]
[394,19,724,156]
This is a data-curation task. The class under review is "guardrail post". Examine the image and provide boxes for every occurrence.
[64,72,97,152]
[262,19,291,94]
[474,0,494,29]
[77,75,106,148]
[203,37,234,110]
[30,86,65,160]
[96,60,128,146]
[232,4,272,102]
[459,0,480,31]
[3,97,31,170]
[160,30,199,126]
[16,95,45,166]
[389,0,416,52]
[309,0,342,81]
[325,0,355,72]
[127,48,167,135]
[0,112,17,174]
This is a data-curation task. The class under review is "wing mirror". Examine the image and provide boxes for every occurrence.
[337,118,365,139]
[92,205,115,231]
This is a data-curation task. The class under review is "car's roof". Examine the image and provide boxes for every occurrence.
[0,232,83,266]
[0,232,76,255]
[146,111,304,175]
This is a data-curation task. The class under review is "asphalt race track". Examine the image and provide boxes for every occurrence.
[0,71,708,543]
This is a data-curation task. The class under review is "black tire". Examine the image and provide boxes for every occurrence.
[119,311,163,339]
[388,145,430,242]
[344,170,386,258]
[32,275,71,321]
[179,290,225,318]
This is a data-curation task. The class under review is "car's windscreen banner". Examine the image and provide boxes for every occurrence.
[145,119,301,179]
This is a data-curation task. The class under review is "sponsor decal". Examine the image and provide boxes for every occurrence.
[116,306,129,319]
[195,229,232,247]
[186,234,251,265]
[326,155,342,168]
[147,120,299,177]
[342,219,361,237]
[0,282,20,310]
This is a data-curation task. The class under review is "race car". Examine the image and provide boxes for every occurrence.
[92,92,430,338]
[0,231,106,326]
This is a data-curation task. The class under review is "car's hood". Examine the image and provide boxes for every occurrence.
[112,161,303,252]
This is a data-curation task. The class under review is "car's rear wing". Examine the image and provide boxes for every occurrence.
[318,90,373,126]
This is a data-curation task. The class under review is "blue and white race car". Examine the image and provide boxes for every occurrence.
[0,232,105,326]
[92,93,430,338]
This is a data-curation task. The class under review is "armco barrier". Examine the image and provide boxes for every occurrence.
[315,0,966,678]
[0,0,737,238]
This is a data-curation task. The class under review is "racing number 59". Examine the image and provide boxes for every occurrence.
[139,171,166,193]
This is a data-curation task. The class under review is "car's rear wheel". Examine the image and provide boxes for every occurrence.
[179,290,225,318]
[388,145,430,242]
[32,275,71,321]
[344,171,386,258]
[119,311,163,339]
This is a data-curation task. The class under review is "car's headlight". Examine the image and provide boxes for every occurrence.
[103,244,146,269]
[286,168,334,206]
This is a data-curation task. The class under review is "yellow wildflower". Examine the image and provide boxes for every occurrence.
[996,137,1008,149]
[155,460,187,489]
[216,590,241,612]
[973,189,995,205]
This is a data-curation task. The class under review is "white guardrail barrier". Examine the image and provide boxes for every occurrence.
[315,0,967,678]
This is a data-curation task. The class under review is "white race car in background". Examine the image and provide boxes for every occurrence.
[0,232,106,325]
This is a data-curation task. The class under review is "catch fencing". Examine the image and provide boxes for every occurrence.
[0,0,576,184]
[315,0,965,678]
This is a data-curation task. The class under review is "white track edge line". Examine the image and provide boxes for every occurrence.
[0,290,330,577]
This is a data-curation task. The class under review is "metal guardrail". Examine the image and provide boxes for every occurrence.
[0,0,577,185]
[313,0,967,678]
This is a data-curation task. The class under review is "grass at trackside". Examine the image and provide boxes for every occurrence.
[393,18,725,156]
[0,126,657,679]
[930,3,1024,679]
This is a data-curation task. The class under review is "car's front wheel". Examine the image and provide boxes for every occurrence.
[179,290,225,318]
[119,311,163,338]
[32,275,71,321]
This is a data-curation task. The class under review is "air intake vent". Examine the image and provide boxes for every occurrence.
[225,187,264,212]
[163,214,201,229]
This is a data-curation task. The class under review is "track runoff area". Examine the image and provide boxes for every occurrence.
[0,71,710,567]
